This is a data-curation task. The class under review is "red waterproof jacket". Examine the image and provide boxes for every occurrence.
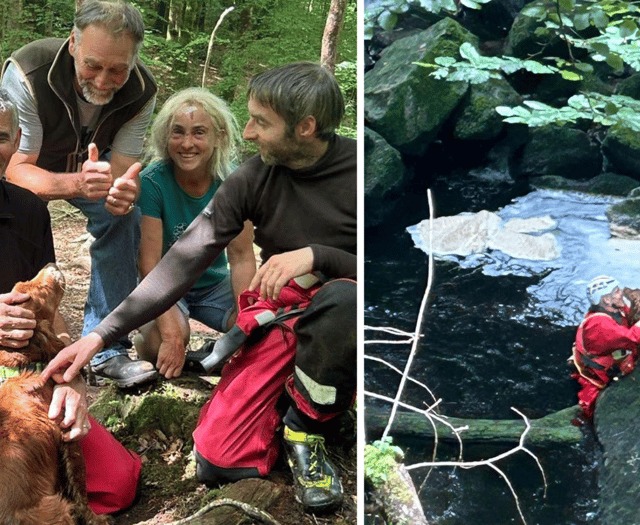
[572,306,640,389]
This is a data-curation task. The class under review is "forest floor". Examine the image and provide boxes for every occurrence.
[49,200,357,525]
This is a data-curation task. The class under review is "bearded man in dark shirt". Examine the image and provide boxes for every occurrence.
[44,62,356,514]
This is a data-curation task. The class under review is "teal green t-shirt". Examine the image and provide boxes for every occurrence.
[138,160,228,288]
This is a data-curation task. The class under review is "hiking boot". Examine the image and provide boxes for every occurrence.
[283,425,343,513]
[184,325,248,373]
[91,354,158,388]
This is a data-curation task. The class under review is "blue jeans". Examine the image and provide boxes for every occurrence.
[176,275,235,333]
[67,197,141,367]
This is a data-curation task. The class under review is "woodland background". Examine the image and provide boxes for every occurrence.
[0,0,358,155]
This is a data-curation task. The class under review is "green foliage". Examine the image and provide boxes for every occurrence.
[335,61,357,138]
[364,0,492,39]
[412,0,640,131]
[496,92,640,131]
[364,437,405,485]
[417,42,560,84]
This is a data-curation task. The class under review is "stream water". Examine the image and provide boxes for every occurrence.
[364,174,621,524]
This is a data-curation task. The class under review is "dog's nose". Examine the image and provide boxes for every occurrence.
[42,263,65,289]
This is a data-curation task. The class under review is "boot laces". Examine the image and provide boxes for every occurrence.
[305,434,328,480]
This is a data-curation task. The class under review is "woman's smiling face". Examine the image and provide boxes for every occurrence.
[168,104,218,177]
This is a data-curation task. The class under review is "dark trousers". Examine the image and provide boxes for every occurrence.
[284,278,357,433]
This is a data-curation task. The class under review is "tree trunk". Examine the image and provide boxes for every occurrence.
[365,444,429,525]
[201,6,235,88]
[320,0,347,73]
[366,405,582,446]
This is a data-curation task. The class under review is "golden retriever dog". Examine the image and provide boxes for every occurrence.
[0,264,109,525]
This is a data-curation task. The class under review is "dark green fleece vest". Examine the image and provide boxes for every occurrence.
[3,38,156,173]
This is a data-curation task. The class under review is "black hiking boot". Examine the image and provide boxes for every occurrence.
[184,325,248,373]
[283,425,343,513]
[91,354,158,388]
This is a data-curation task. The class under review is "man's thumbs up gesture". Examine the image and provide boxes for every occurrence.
[102,147,142,216]
[78,142,113,201]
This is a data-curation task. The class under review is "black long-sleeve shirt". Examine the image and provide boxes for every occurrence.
[95,135,356,347]
[1,179,55,293]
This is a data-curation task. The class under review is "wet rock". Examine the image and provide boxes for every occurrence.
[531,173,640,197]
[505,0,566,59]
[364,17,476,156]
[606,195,640,239]
[453,77,522,141]
[364,127,409,228]
[594,366,640,525]
[602,121,640,179]
[615,72,640,100]
[516,125,602,179]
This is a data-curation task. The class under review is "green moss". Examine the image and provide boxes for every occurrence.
[364,437,405,486]
[609,198,640,216]
[89,381,208,442]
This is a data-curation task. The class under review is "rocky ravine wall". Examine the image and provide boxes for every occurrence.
[365,3,640,233]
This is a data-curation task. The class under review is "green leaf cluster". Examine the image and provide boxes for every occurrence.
[417,42,559,84]
[409,0,640,130]
[365,0,492,40]
[364,437,405,485]
[496,93,640,131]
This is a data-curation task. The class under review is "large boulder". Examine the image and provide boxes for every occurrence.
[595,366,640,525]
[505,0,566,59]
[516,125,602,179]
[365,127,409,228]
[602,121,640,179]
[364,17,477,156]
[453,77,522,141]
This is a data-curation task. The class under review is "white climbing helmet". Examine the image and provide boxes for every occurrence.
[587,275,620,305]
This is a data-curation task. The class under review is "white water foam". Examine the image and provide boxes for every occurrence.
[408,189,640,326]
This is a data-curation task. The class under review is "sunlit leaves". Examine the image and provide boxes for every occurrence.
[496,93,640,131]
[365,0,490,38]
[417,42,559,84]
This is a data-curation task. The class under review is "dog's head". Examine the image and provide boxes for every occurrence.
[624,287,640,325]
[2,264,66,365]
[13,264,65,322]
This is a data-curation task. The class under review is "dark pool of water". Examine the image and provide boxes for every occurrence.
[365,176,600,524]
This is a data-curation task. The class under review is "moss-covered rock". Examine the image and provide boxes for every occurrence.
[505,0,564,59]
[517,125,602,179]
[606,197,640,239]
[454,77,522,141]
[602,121,640,179]
[615,72,640,100]
[89,381,209,443]
[531,173,640,197]
[595,366,640,525]
[364,17,476,155]
[364,127,409,228]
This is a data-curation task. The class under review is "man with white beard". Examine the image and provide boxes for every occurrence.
[1,1,158,387]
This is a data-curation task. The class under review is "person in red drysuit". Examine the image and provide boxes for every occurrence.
[571,275,640,418]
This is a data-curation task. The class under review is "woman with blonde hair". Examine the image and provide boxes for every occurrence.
[135,88,255,379]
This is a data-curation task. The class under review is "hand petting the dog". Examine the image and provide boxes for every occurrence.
[42,332,105,385]
[0,291,36,349]
[49,373,91,441]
